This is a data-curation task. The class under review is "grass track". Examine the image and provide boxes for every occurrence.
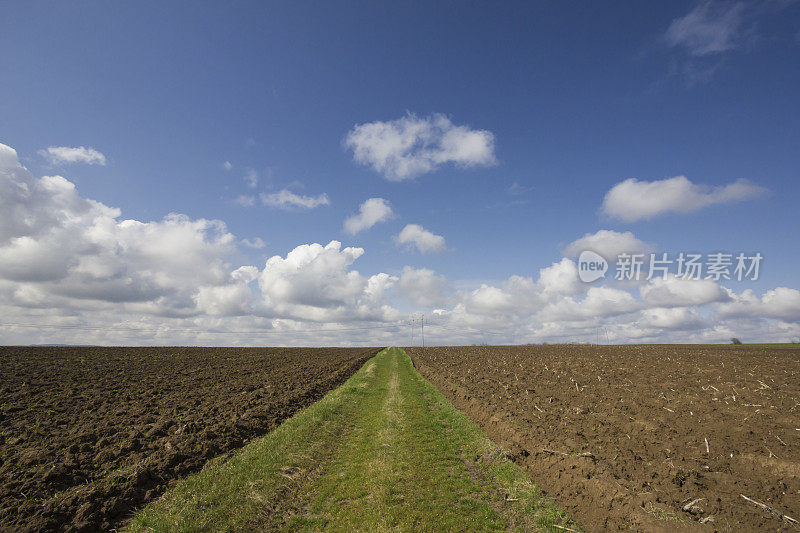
[127,348,577,532]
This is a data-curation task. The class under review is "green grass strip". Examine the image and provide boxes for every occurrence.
[127,348,578,532]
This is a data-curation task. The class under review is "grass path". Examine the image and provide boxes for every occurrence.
[127,348,577,532]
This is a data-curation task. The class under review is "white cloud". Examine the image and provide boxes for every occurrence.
[244,168,258,188]
[0,143,235,316]
[665,1,746,56]
[459,263,574,317]
[640,275,730,307]
[241,237,266,249]
[256,241,399,322]
[398,267,451,308]
[344,113,496,181]
[2,142,799,347]
[194,266,258,317]
[394,224,447,254]
[541,286,641,321]
[364,273,396,305]
[462,284,518,315]
[38,146,107,166]
[260,189,330,210]
[235,195,256,207]
[259,241,363,308]
[640,307,707,330]
[538,258,584,296]
[0,143,406,338]
[602,176,766,222]
[343,198,393,235]
[223,161,233,171]
[717,287,800,322]
[563,230,653,263]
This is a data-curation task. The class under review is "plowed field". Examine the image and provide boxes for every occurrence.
[0,346,377,531]
[409,345,800,531]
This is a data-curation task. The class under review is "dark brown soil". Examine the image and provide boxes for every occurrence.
[0,346,378,532]
[408,345,800,532]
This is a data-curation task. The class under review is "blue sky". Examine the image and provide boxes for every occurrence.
[1,1,799,345]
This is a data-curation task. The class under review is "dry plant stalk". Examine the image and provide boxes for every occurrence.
[551,525,580,533]
[740,494,798,525]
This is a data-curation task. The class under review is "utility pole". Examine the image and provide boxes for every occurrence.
[421,314,425,352]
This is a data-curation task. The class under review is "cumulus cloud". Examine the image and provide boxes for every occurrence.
[640,275,730,307]
[398,267,451,308]
[416,234,799,344]
[394,224,447,254]
[640,307,707,330]
[257,241,399,322]
[0,143,235,316]
[343,198,393,235]
[717,287,800,323]
[541,286,641,321]
[2,142,799,346]
[38,146,107,166]
[602,176,766,222]
[459,261,584,318]
[259,242,365,308]
[194,266,258,317]
[538,258,585,296]
[0,143,406,338]
[563,230,653,263]
[260,189,330,210]
[344,113,496,180]
[665,1,746,56]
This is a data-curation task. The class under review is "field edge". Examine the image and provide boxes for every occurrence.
[126,348,578,532]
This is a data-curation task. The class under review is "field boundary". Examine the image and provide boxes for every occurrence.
[127,348,578,531]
